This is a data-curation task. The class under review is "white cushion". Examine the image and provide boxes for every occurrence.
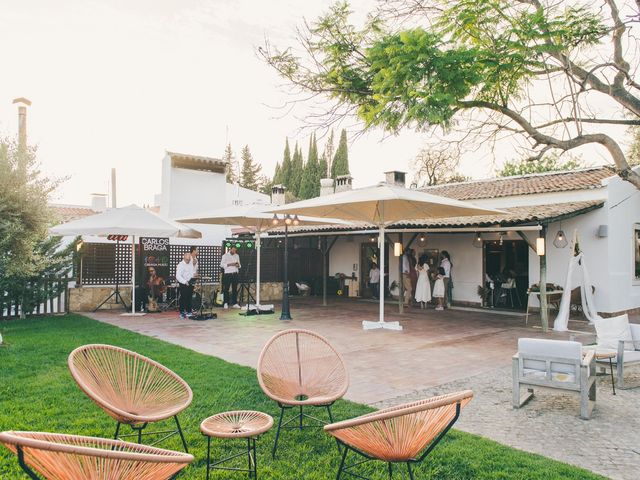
[518,338,581,375]
[593,314,633,350]
[630,324,640,345]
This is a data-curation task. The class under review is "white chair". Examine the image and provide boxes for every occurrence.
[512,338,596,419]
[587,314,640,389]
[500,278,520,308]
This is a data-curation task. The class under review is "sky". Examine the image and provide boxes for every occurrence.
[0,0,632,207]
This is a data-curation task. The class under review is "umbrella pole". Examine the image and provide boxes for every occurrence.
[362,224,402,331]
[256,232,261,307]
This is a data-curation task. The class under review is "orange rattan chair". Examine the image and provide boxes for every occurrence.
[257,329,349,458]
[0,431,193,480]
[324,390,473,479]
[68,344,193,452]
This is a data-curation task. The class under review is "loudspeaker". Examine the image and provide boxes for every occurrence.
[597,225,608,238]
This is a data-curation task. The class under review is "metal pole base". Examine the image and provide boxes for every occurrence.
[362,320,403,331]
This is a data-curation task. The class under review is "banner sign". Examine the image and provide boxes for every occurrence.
[139,237,170,291]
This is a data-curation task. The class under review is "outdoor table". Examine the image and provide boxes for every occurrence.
[201,410,273,479]
[524,290,564,326]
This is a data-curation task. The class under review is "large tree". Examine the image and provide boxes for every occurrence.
[331,129,350,178]
[412,148,470,186]
[320,129,335,178]
[239,145,263,191]
[261,0,640,189]
[0,137,70,317]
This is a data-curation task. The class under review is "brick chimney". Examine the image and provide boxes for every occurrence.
[335,174,353,193]
[384,171,406,188]
[320,178,334,196]
[271,184,286,205]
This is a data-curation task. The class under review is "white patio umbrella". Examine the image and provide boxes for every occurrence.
[267,183,502,330]
[178,203,347,308]
[50,204,201,316]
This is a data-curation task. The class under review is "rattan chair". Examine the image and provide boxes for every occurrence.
[257,329,349,458]
[324,390,473,480]
[68,344,193,452]
[0,431,193,480]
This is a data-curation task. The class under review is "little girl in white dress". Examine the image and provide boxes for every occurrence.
[433,267,446,310]
[414,256,432,308]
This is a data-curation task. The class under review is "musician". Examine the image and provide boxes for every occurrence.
[220,245,241,309]
[176,252,195,318]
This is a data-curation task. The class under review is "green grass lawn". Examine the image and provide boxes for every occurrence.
[0,315,603,479]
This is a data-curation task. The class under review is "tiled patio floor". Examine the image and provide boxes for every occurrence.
[87,297,593,405]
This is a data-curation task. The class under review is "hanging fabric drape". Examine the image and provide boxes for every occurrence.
[554,249,602,331]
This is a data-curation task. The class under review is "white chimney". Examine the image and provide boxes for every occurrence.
[384,171,406,187]
[90,193,108,211]
[320,178,334,196]
[271,184,286,205]
[335,174,353,193]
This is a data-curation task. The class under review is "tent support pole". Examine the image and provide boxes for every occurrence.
[256,233,261,307]
[398,232,404,314]
[539,226,548,332]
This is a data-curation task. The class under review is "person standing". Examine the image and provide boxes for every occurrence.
[369,262,380,299]
[176,252,195,318]
[408,249,418,306]
[220,245,241,309]
[440,250,453,308]
[433,267,446,310]
[415,254,432,308]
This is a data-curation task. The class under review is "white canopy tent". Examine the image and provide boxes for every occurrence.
[178,203,347,308]
[267,183,502,330]
[553,231,602,331]
[50,204,201,315]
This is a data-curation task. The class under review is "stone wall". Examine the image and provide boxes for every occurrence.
[69,286,133,312]
[68,282,284,312]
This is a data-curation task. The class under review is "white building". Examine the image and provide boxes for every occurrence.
[157,151,268,245]
[285,167,640,316]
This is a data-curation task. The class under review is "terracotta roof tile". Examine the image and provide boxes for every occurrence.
[421,167,613,200]
[51,204,99,222]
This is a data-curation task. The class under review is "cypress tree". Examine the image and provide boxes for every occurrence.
[239,145,263,191]
[223,143,237,183]
[299,133,320,199]
[321,129,334,178]
[290,142,304,196]
[331,129,350,179]
[279,138,292,190]
[273,162,282,185]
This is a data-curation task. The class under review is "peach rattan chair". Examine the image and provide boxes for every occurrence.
[257,329,349,458]
[0,431,193,480]
[324,390,473,480]
[68,344,193,452]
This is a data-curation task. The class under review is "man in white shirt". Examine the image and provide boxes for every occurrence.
[176,252,195,318]
[220,245,241,308]
[369,262,380,299]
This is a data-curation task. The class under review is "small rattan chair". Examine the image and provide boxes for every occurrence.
[68,344,193,452]
[257,329,349,458]
[0,431,193,480]
[324,390,473,479]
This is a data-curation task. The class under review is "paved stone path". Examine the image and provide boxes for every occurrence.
[375,366,640,480]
